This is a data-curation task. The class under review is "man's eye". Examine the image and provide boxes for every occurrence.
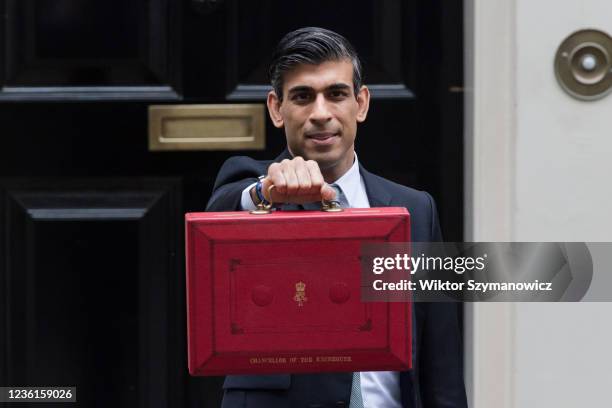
[329,91,348,99]
[292,93,310,102]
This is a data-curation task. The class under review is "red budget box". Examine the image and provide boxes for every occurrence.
[185,207,411,376]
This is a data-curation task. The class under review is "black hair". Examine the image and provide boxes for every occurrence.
[268,27,363,101]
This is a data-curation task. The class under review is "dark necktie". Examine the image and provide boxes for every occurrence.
[301,184,363,405]
[300,183,349,210]
[328,184,364,407]
[331,183,350,208]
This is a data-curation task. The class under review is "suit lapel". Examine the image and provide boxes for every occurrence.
[359,164,392,207]
[274,149,293,162]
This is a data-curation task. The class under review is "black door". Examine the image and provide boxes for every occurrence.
[0,1,463,407]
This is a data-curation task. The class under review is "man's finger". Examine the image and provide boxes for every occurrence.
[284,193,325,204]
[321,183,337,202]
[266,163,286,196]
[282,163,299,196]
[294,159,313,195]
[306,160,324,195]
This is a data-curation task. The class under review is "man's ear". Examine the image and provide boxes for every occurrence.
[356,85,370,123]
[267,90,284,128]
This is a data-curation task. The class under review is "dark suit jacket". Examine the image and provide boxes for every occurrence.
[206,150,467,408]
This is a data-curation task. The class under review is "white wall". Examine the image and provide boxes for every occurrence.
[515,0,612,240]
[465,0,612,407]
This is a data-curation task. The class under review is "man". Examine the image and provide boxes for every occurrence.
[207,27,467,408]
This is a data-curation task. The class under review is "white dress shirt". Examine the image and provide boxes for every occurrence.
[240,153,402,408]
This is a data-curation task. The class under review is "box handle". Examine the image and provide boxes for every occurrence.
[249,185,344,214]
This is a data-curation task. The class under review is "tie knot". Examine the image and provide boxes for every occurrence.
[330,183,349,208]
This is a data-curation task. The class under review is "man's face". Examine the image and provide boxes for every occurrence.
[267,59,370,178]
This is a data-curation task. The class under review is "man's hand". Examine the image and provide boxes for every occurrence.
[255,157,337,205]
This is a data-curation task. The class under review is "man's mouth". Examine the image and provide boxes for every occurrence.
[305,132,339,145]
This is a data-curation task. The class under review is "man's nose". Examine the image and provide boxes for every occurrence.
[309,94,332,123]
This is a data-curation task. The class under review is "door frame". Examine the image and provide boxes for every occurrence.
[464,0,516,407]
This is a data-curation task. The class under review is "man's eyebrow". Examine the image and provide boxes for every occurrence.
[287,85,313,95]
[326,83,351,91]
[287,83,352,95]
